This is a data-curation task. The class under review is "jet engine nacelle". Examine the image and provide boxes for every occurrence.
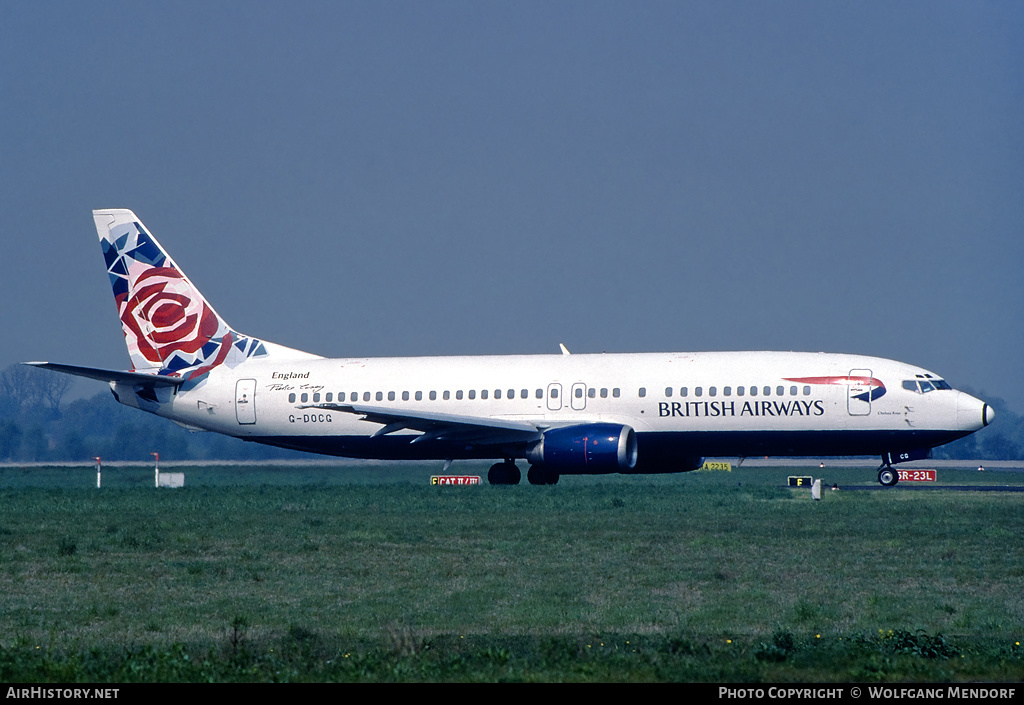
[527,423,638,474]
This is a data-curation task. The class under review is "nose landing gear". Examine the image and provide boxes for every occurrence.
[877,463,899,487]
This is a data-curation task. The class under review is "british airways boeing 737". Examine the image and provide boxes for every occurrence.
[28,209,994,486]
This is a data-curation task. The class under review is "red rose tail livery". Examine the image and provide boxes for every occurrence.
[25,209,995,486]
[93,209,318,383]
[97,210,261,381]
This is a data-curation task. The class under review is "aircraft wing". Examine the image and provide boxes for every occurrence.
[297,402,544,445]
[23,362,185,388]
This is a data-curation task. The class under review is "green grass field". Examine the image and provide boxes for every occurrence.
[1,463,1022,682]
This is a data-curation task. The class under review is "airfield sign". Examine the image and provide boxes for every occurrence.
[431,475,481,486]
[898,469,937,482]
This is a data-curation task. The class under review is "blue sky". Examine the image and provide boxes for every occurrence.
[2,1,1022,412]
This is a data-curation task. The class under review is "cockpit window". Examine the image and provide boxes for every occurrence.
[903,376,952,393]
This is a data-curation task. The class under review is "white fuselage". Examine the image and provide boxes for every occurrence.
[117,349,990,469]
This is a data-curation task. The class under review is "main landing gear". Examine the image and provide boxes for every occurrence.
[487,460,521,485]
[526,465,559,486]
[487,460,560,485]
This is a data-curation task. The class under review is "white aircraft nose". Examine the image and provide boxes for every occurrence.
[956,392,993,432]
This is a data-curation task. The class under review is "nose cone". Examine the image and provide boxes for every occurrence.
[956,392,993,432]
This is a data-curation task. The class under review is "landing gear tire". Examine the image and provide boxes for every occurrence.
[527,465,559,486]
[878,466,899,487]
[487,461,521,485]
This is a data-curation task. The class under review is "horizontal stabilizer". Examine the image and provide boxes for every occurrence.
[23,362,184,388]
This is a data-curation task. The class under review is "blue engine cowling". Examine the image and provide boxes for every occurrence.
[527,423,638,474]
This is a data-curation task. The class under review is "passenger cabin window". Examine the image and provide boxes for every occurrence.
[638,387,646,398]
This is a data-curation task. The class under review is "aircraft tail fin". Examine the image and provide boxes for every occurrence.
[93,209,317,382]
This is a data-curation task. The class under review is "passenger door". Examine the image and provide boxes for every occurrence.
[847,369,873,416]
[235,379,257,424]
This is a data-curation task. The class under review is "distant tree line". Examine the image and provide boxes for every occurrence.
[0,365,305,462]
[931,386,1024,461]
[0,364,1020,462]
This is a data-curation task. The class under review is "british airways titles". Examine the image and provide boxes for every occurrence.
[659,399,826,418]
